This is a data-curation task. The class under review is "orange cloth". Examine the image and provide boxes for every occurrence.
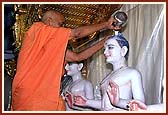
[57,95,66,111]
[11,22,71,111]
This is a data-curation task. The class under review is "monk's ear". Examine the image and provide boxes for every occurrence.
[121,46,128,57]
[78,63,83,71]
[45,17,52,26]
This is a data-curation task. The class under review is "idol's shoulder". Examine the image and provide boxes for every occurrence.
[124,67,142,77]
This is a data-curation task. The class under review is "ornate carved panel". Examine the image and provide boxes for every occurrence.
[4,3,122,78]
[13,4,122,52]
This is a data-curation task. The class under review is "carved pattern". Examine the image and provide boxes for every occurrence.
[13,4,122,52]
[5,4,121,78]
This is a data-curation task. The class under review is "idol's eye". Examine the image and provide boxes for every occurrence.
[108,46,114,49]
[67,62,73,65]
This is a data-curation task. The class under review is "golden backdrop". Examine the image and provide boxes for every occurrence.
[5,4,121,78]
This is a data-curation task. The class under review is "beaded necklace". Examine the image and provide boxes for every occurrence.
[100,65,128,86]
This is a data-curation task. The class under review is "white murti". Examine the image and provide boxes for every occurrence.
[64,62,94,111]
[73,35,145,111]
[101,36,145,111]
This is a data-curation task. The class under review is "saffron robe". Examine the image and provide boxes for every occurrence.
[11,22,71,111]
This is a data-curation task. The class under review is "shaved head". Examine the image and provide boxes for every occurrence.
[42,10,65,27]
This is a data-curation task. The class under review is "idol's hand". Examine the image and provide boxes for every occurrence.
[128,100,147,111]
[73,95,87,106]
[65,91,74,108]
[107,80,119,105]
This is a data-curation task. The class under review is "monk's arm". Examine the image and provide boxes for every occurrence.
[69,17,120,39]
[65,37,107,62]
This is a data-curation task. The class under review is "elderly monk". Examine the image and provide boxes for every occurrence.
[11,10,120,111]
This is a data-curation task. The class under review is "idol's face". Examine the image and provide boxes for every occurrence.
[65,63,80,76]
[104,39,122,64]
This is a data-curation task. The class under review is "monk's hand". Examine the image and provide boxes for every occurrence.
[128,100,147,111]
[73,95,87,106]
[106,80,119,105]
[65,91,74,108]
[107,16,121,30]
